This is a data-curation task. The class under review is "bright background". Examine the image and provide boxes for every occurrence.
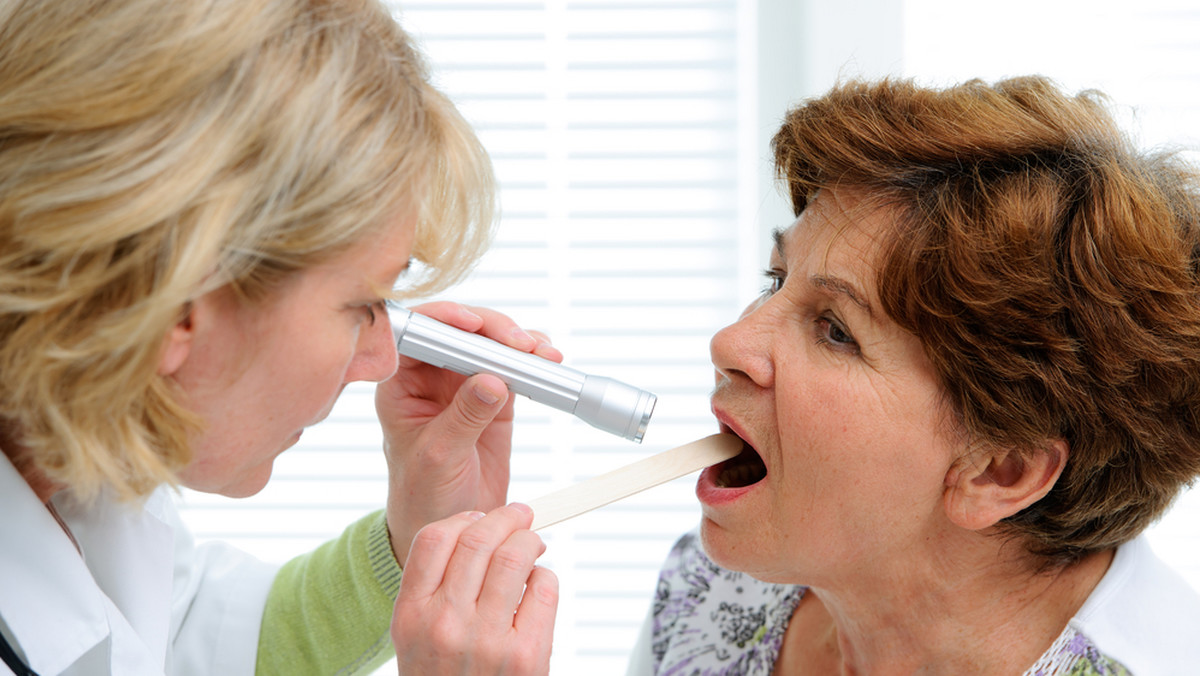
[175,1,1200,673]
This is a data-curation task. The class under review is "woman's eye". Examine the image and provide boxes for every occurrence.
[815,315,859,353]
[364,300,388,326]
[761,268,785,296]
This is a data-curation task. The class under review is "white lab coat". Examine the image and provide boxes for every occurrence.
[0,452,278,675]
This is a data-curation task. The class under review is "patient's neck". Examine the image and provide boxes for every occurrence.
[776,540,1115,675]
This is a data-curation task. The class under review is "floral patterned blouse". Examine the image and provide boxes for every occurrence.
[636,531,1131,676]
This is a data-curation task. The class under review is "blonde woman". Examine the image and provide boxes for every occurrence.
[0,0,556,673]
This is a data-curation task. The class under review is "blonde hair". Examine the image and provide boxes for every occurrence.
[0,0,495,501]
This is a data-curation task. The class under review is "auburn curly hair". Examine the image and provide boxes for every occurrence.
[772,76,1200,564]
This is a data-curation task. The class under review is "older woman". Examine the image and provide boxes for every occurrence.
[627,77,1200,674]
[0,0,555,673]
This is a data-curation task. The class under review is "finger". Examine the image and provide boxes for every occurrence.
[513,565,559,654]
[526,330,564,363]
[396,511,485,600]
[409,301,485,333]
[474,528,546,625]
[464,305,541,352]
[421,373,510,452]
[410,301,537,351]
[439,504,534,607]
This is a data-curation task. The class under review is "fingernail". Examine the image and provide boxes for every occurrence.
[508,502,533,516]
[473,382,502,405]
[535,342,562,360]
[466,511,486,521]
[511,327,535,344]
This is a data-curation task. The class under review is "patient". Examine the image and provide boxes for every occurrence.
[626,76,1200,675]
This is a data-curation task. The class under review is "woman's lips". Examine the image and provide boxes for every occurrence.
[697,460,759,505]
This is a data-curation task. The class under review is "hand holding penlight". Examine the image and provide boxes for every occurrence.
[391,309,657,443]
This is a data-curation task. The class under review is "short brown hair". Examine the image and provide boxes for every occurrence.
[772,76,1200,564]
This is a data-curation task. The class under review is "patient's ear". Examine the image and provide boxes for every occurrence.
[157,303,195,376]
[943,440,1067,531]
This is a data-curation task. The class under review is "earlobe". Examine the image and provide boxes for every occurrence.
[943,440,1068,531]
[157,303,194,376]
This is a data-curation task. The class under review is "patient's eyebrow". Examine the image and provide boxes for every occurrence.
[773,226,874,316]
[771,228,787,260]
[810,274,873,316]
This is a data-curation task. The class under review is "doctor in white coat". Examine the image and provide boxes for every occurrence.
[0,0,558,673]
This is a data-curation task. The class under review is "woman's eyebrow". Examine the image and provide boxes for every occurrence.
[771,227,787,260]
[773,227,873,316]
[810,274,873,316]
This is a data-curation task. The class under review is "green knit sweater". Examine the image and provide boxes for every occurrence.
[255,510,402,675]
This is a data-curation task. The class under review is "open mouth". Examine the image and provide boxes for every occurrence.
[712,436,767,488]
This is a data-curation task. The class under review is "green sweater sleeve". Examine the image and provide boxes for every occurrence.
[255,510,403,675]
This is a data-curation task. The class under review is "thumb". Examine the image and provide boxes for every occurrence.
[432,374,510,447]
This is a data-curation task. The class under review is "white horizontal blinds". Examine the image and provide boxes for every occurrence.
[398,2,745,671]
[903,0,1200,591]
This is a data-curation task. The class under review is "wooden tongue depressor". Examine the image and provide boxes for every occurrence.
[526,433,743,531]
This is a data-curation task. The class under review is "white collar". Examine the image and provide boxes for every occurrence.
[0,453,174,674]
[1071,534,1200,673]
[0,452,109,674]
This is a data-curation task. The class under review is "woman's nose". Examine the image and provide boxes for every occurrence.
[710,298,774,389]
[347,308,400,383]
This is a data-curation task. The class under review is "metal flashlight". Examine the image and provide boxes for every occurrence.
[392,309,657,443]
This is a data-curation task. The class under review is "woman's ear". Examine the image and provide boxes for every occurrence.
[942,440,1068,531]
[157,303,195,376]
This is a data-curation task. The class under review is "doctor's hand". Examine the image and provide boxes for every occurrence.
[392,504,558,676]
[376,301,561,567]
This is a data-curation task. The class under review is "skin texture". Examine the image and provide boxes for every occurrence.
[163,219,414,497]
[699,188,1111,674]
[701,189,975,583]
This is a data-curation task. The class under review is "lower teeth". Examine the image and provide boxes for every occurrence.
[719,462,765,488]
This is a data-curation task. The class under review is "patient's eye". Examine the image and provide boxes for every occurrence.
[814,315,859,355]
[761,268,785,296]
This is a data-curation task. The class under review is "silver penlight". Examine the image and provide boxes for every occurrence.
[392,309,657,443]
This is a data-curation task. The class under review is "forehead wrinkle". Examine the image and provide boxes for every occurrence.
[780,203,876,317]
